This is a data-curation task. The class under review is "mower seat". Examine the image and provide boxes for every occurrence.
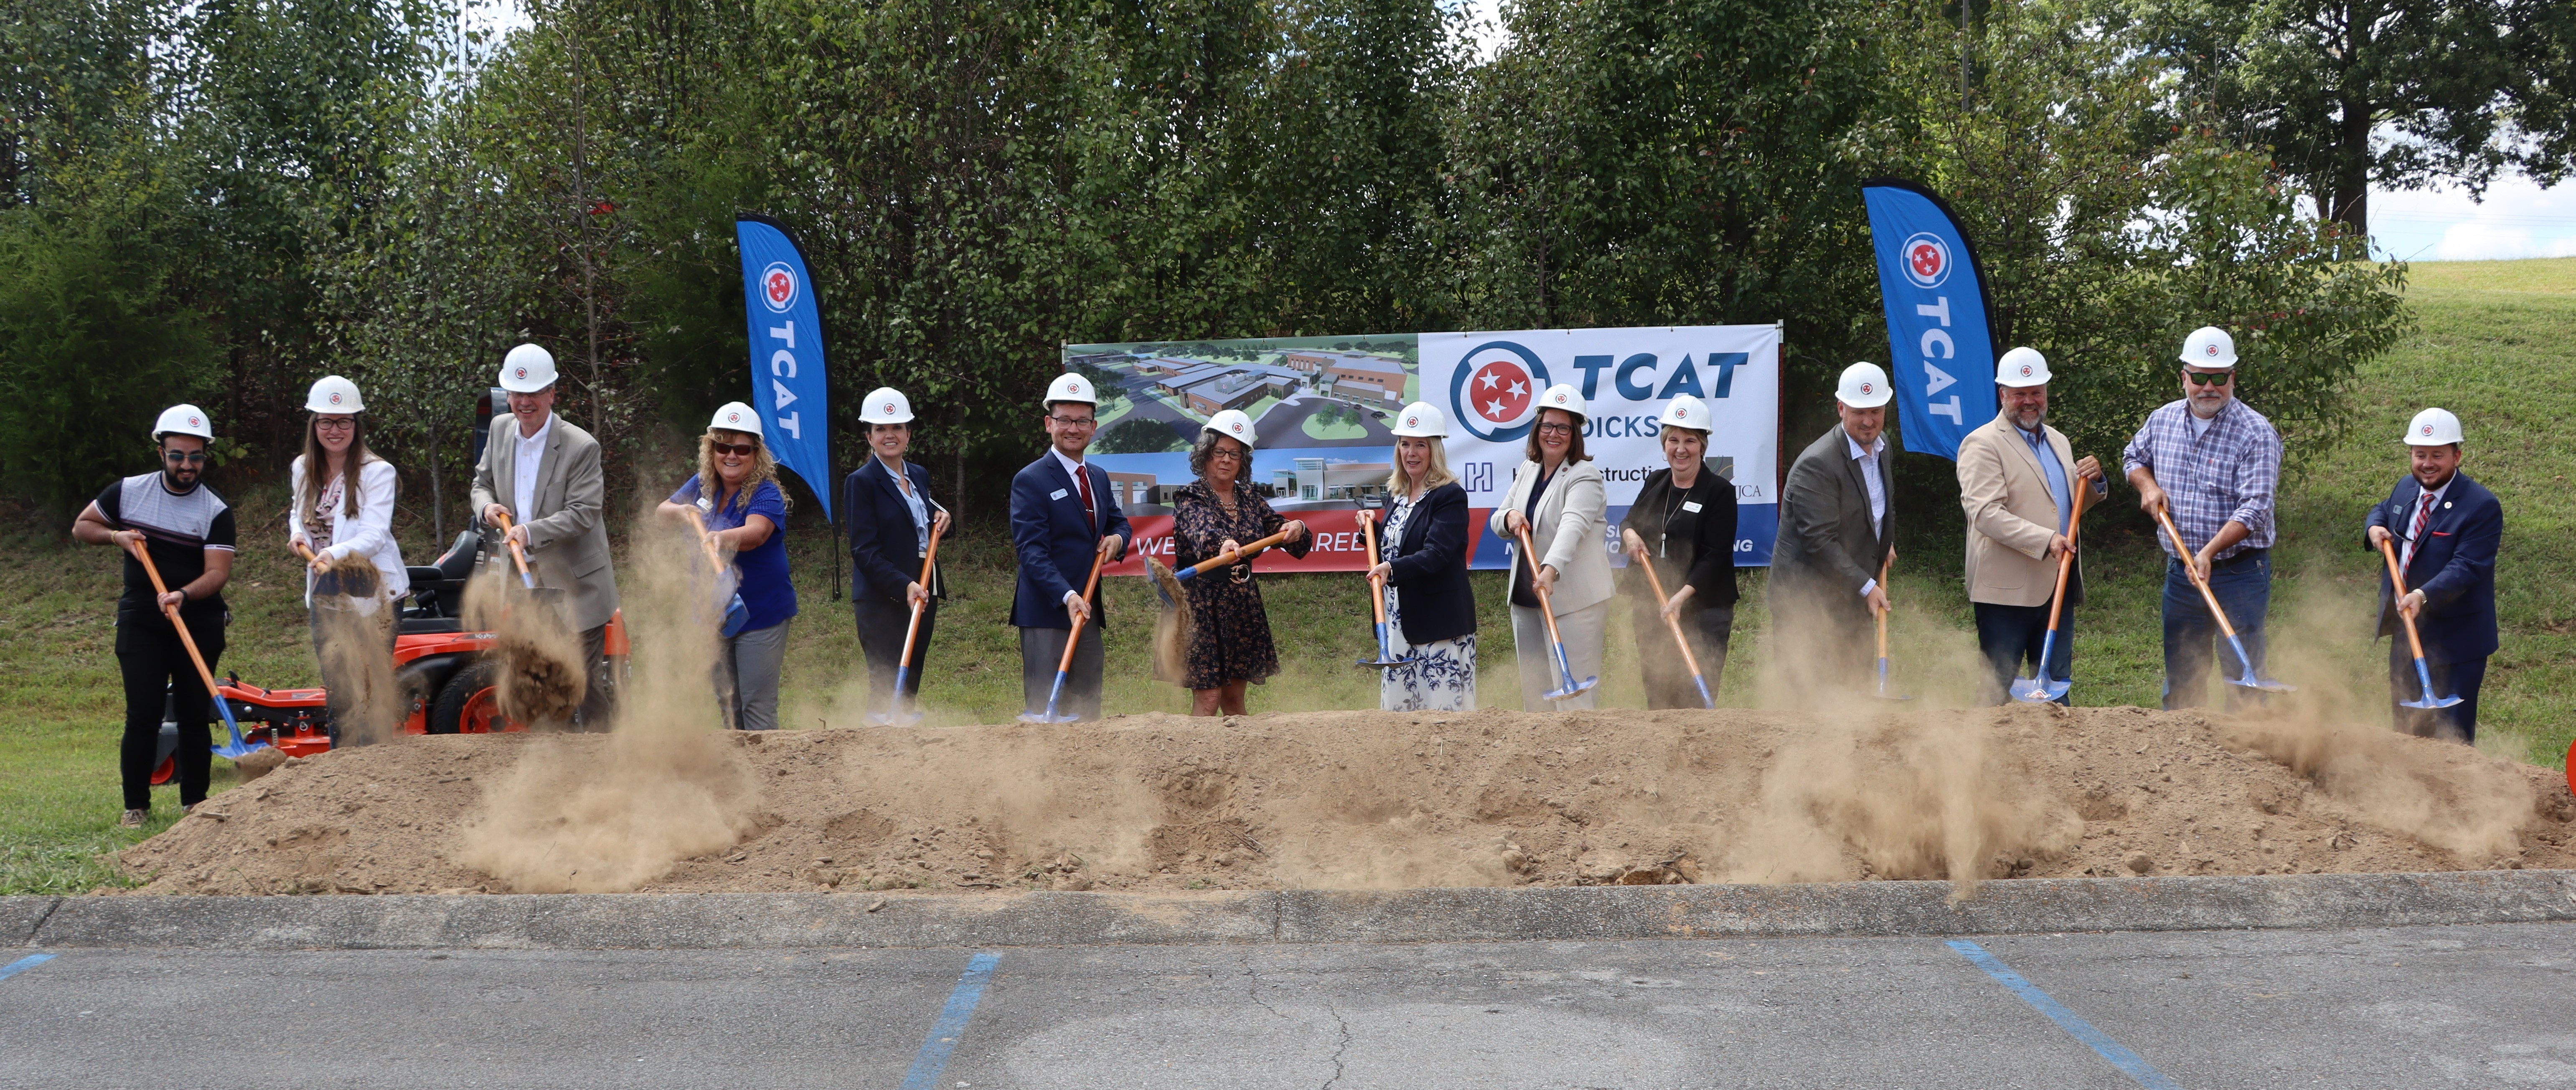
[431,530,482,580]
[405,566,448,586]
[398,617,464,636]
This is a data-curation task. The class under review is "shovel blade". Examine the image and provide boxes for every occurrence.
[2228,673,2297,693]
[1543,675,1599,702]
[1873,657,1913,701]
[2009,675,2071,704]
[1357,655,1417,668]
[2398,695,2463,710]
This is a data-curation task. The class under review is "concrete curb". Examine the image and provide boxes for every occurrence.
[9,871,2575,951]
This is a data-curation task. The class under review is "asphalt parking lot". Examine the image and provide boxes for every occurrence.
[5,921,2573,1088]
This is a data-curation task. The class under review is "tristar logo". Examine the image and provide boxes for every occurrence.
[2016,363,2032,378]
[514,366,528,381]
[2421,423,2435,436]
[328,392,343,406]
[2205,344,2220,357]
[1860,382,1874,396]
[1403,413,1418,427]
[1672,406,1688,420]
[727,411,742,425]
[1448,341,1548,443]
[882,402,895,415]
[760,262,798,313]
[1902,232,1952,289]
[188,415,202,427]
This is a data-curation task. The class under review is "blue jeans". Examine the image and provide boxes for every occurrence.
[2162,549,2270,710]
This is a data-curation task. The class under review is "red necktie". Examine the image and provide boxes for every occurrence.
[1074,464,1097,535]
[2402,491,2432,572]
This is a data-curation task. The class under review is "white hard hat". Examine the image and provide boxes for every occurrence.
[499,343,558,392]
[708,401,762,437]
[152,404,214,442]
[1390,401,1448,438]
[2178,326,2237,369]
[1536,383,1587,421]
[2403,407,2463,446]
[1656,395,1712,433]
[1202,409,1255,449]
[1996,347,2051,388]
[1836,362,1894,409]
[305,375,365,413]
[1044,372,1097,406]
[860,387,915,425]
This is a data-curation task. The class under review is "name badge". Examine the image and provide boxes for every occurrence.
[1681,501,1703,513]
[1049,488,1069,502]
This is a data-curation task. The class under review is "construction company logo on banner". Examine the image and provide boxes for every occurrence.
[734,215,832,516]
[1065,325,1780,576]
[1862,178,1998,461]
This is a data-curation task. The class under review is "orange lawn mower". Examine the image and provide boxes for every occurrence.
[148,529,629,783]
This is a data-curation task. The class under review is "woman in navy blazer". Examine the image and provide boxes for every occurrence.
[2363,408,2500,743]
[843,388,949,719]
[1364,403,1477,711]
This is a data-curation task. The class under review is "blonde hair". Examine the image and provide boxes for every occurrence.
[1387,436,1458,496]
[695,428,787,515]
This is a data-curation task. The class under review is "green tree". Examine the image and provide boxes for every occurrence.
[2112,0,2561,242]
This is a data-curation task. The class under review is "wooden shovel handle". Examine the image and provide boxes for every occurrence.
[2378,538,2430,662]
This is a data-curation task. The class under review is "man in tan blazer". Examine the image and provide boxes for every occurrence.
[470,343,622,728]
[1956,347,2105,704]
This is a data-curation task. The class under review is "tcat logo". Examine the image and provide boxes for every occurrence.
[760,262,798,313]
[1448,341,1550,442]
[1902,233,1951,289]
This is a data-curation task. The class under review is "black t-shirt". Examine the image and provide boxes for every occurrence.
[96,473,235,621]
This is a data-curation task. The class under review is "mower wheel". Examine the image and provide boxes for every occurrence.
[428,660,516,735]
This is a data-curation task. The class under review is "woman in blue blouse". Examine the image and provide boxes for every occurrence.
[656,402,796,730]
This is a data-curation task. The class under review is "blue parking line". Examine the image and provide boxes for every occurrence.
[1947,940,2182,1090]
[897,952,1000,1090]
[0,953,56,983]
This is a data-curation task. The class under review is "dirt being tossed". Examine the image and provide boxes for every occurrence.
[117,705,2575,897]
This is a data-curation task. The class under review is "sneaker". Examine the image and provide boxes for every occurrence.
[119,809,147,829]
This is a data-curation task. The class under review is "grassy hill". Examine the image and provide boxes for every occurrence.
[5,256,2568,894]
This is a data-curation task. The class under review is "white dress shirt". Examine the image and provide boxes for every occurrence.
[1048,446,1095,605]
[513,413,554,522]
[1845,428,1888,598]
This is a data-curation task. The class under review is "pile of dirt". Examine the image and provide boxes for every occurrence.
[117,705,2576,897]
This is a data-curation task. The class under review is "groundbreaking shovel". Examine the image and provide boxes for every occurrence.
[1511,521,1598,702]
[870,519,945,727]
[2377,537,2462,711]
[1628,543,1713,709]
[1354,510,1416,669]
[1022,541,1110,724]
[2011,486,2088,705]
[490,510,538,591]
[124,538,264,760]
[1871,554,1911,702]
[679,506,751,638]
[2152,506,2294,693]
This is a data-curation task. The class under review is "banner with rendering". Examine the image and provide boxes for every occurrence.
[1063,325,1782,574]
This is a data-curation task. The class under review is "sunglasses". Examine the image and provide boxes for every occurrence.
[710,441,757,456]
[2184,370,2233,386]
[163,449,209,465]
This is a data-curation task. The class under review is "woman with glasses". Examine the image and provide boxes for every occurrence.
[655,402,796,730]
[288,376,408,745]
[1487,385,1612,710]
[1170,410,1308,716]
[843,387,950,721]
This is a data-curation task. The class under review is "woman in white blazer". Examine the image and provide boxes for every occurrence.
[287,375,407,744]
[1486,384,1613,710]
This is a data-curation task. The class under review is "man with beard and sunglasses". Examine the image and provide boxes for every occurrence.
[73,405,238,828]
[2123,326,2285,710]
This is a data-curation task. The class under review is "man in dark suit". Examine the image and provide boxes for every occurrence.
[2364,408,2500,743]
[1009,373,1131,721]
[1770,362,1898,691]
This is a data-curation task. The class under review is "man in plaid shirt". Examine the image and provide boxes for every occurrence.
[2123,326,2283,710]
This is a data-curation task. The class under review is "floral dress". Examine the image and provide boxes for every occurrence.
[1172,481,1311,689]
[1379,492,1477,712]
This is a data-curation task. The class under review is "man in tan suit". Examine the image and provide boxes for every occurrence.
[1956,347,2104,704]
[470,343,621,727]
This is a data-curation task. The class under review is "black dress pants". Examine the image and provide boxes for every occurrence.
[857,596,937,710]
[116,609,225,811]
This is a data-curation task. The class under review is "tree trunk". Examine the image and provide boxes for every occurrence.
[2331,94,2373,249]
[428,419,445,545]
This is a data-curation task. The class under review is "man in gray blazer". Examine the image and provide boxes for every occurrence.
[1771,362,1898,691]
[470,343,621,728]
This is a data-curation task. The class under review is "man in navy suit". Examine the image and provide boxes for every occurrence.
[1009,372,1130,721]
[2364,408,2500,743]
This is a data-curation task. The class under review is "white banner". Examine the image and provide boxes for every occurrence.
[1418,324,1782,566]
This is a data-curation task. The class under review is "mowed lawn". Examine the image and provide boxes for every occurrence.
[3,257,2567,894]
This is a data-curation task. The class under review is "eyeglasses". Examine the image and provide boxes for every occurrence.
[313,417,356,431]
[1048,416,1096,428]
[1206,447,1244,462]
[710,441,757,456]
[2184,370,2233,386]
[163,449,208,465]
[1535,422,1575,436]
